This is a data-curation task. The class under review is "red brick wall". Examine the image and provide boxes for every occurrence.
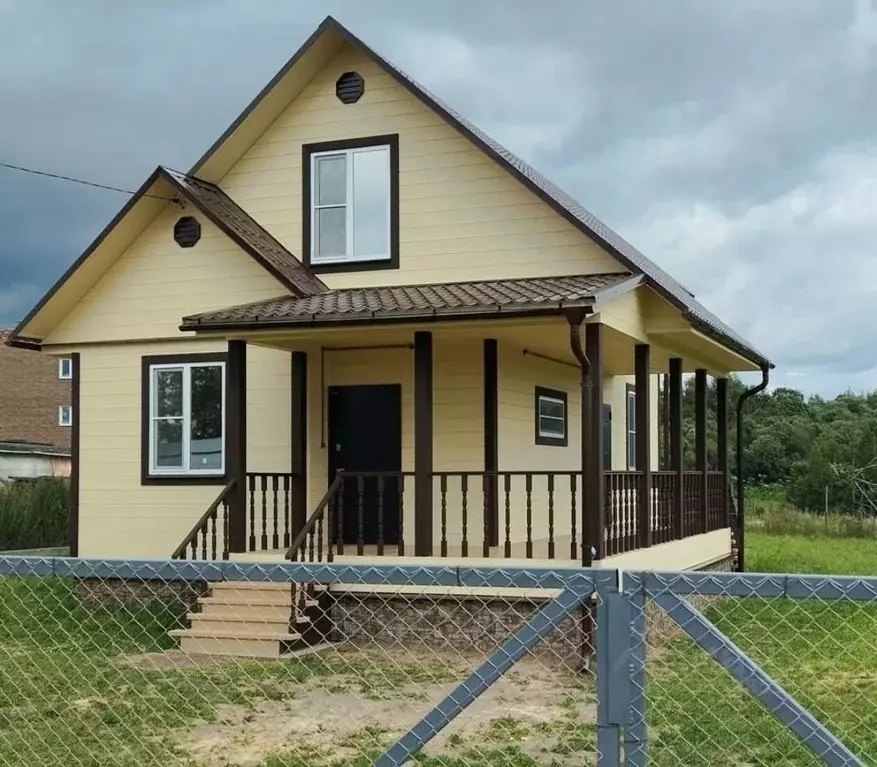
[0,332,71,450]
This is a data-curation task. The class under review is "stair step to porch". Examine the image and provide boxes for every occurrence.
[170,627,302,642]
[198,595,295,615]
[186,613,294,633]
[170,631,302,659]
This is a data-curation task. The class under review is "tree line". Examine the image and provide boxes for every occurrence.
[661,377,877,515]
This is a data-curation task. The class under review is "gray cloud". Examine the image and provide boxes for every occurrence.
[1,0,875,395]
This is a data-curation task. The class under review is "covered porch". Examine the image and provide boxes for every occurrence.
[173,338,738,571]
[171,275,753,570]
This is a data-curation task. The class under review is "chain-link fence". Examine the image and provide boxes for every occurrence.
[0,557,606,766]
[1,558,876,766]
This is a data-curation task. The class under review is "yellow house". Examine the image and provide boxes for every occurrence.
[8,16,770,578]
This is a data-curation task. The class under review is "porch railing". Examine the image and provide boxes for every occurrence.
[246,472,299,552]
[174,468,732,562]
[434,471,581,561]
[171,478,236,560]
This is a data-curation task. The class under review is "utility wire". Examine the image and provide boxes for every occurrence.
[0,161,177,201]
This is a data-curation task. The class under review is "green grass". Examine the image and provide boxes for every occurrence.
[0,478,68,551]
[0,577,463,767]
[747,529,877,575]
[644,529,877,765]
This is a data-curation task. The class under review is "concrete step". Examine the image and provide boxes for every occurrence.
[170,627,301,642]
[173,632,296,659]
[197,597,296,621]
[186,613,293,634]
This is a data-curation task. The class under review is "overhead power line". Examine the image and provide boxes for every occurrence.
[0,161,177,201]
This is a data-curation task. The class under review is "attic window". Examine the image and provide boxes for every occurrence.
[174,216,201,248]
[336,71,365,104]
[303,135,399,272]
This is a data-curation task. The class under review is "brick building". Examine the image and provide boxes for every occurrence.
[0,330,71,480]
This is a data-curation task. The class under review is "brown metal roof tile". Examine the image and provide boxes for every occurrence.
[181,272,638,329]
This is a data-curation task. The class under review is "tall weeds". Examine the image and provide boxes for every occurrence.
[0,478,69,551]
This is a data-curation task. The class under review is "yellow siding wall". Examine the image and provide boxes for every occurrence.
[44,207,288,345]
[76,340,292,559]
[220,43,623,287]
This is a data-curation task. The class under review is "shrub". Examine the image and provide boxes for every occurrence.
[0,478,69,551]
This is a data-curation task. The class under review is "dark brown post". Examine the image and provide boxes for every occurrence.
[227,340,247,553]
[695,367,708,534]
[717,377,729,528]
[669,358,683,538]
[69,353,81,557]
[414,331,434,556]
[290,352,308,536]
[483,339,499,547]
[582,323,605,565]
[635,344,652,548]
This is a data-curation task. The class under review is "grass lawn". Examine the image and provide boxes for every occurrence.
[2,531,876,765]
[646,529,877,765]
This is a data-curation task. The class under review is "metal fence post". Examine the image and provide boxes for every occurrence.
[596,571,625,766]
[624,578,648,766]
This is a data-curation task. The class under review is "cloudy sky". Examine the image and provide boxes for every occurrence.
[1,0,875,396]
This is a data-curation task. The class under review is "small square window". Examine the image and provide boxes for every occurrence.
[535,386,568,447]
[59,406,73,427]
[58,358,72,380]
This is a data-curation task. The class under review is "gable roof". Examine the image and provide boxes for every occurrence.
[10,167,324,344]
[190,16,770,367]
[181,273,640,330]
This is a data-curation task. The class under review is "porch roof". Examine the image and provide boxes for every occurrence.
[180,272,639,330]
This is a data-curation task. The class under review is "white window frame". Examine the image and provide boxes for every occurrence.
[148,361,226,477]
[627,386,637,470]
[538,395,566,440]
[309,144,392,265]
[58,406,72,427]
[58,358,72,380]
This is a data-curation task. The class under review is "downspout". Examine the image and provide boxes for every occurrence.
[564,307,596,565]
[735,364,770,572]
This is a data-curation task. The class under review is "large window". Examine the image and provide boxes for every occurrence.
[535,386,568,447]
[626,384,636,470]
[143,355,225,481]
[304,135,399,271]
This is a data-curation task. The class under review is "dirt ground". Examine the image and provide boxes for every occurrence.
[173,655,596,766]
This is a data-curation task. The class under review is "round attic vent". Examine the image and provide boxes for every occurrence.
[173,216,201,248]
[336,71,365,104]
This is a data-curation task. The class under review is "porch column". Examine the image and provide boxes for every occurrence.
[483,339,499,551]
[414,331,434,556]
[717,377,730,528]
[695,367,708,534]
[669,358,683,539]
[635,344,652,548]
[227,340,247,553]
[290,351,308,544]
[582,322,605,565]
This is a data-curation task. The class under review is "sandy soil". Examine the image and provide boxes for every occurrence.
[175,657,596,766]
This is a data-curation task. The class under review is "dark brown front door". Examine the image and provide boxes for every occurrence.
[328,384,402,545]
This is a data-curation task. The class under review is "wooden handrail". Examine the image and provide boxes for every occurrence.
[171,478,237,559]
[285,473,344,561]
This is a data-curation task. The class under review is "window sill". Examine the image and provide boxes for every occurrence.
[141,473,228,486]
[309,258,398,274]
[535,435,568,447]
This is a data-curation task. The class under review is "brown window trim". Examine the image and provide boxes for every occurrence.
[302,133,400,274]
[626,382,636,470]
[534,386,568,447]
[141,352,228,486]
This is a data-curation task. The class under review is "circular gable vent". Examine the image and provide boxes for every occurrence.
[174,216,201,248]
[336,71,365,104]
